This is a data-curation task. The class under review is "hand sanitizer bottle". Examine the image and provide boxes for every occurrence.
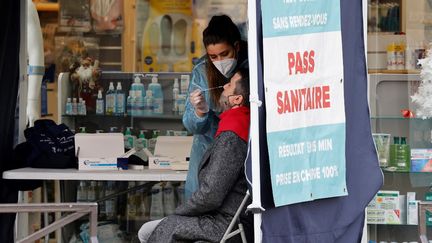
[87,181,97,202]
[131,74,145,99]
[106,82,116,115]
[105,181,117,221]
[143,90,154,115]
[77,181,88,202]
[96,90,104,115]
[176,182,185,206]
[115,82,125,116]
[65,98,72,115]
[78,98,83,115]
[72,98,78,115]
[163,182,176,216]
[134,130,149,162]
[124,127,135,150]
[148,75,163,114]
[172,78,179,112]
[150,183,164,220]
[98,181,106,220]
[126,90,133,116]
[180,74,190,94]
[81,100,87,115]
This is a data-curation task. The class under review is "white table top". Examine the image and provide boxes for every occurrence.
[2,167,187,181]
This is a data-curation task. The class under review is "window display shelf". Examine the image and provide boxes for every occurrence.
[370,116,425,120]
[367,72,432,241]
[62,113,183,120]
[381,169,432,174]
[368,69,421,74]
[35,2,59,12]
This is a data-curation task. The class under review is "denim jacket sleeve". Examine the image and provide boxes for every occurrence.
[182,60,219,135]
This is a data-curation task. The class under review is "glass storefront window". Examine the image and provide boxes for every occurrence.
[134,0,248,72]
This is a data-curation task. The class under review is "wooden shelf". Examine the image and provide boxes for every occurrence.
[35,2,59,12]
[368,69,421,74]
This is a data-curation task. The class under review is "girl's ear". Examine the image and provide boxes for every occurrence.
[234,41,240,53]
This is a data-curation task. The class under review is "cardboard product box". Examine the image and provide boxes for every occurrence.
[411,149,432,172]
[148,136,193,170]
[366,190,401,224]
[75,133,125,170]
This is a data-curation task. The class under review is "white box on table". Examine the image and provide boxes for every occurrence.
[75,133,124,170]
[148,136,193,170]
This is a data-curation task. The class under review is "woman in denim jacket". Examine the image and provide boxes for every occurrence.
[182,15,248,198]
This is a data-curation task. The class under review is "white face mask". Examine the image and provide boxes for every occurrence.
[213,58,237,78]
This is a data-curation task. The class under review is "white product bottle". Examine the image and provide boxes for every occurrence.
[77,181,88,202]
[131,74,146,98]
[98,181,106,219]
[115,82,125,116]
[136,187,147,221]
[87,181,97,201]
[180,74,190,94]
[176,94,187,115]
[176,182,185,206]
[105,181,117,221]
[80,100,87,115]
[149,182,164,220]
[78,98,83,115]
[72,98,78,115]
[127,181,137,221]
[126,90,133,115]
[106,82,116,115]
[96,90,104,115]
[143,90,154,115]
[65,98,72,115]
[172,78,179,112]
[396,42,405,70]
[148,75,164,114]
[405,44,416,70]
[163,182,176,216]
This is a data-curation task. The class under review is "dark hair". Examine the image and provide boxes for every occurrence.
[234,68,250,107]
[203,15,241,47]
[203,15,242,108]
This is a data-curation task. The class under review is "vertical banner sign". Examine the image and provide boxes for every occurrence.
[262,0,347,206]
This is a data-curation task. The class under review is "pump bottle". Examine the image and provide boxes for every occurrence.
[115,82,125,116]
[131,74,145,116]
[143,90,154,115]
[148,75,164,114]
[96,90,104,115]
[65,98,72,115]
[172,78,179,112]
[149,182,164,220]
[106,82,116,115]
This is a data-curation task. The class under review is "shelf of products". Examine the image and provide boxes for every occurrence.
[56,71,191,242]
[366,71,432,242]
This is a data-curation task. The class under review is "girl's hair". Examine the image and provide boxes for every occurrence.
[202,15,242,107]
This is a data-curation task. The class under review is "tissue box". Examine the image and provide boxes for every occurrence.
[75,133,124,170]
[411,149,432,172]
[367,190,401,224]
[148,136,193,170]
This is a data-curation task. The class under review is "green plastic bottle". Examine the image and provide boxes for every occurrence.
[395,137,410,172]
[124,127,134,150]
[389,136,399,169]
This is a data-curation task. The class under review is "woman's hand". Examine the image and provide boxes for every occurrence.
[190,89,209,117]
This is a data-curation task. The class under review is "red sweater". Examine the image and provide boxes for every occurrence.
[215,106,250,142]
